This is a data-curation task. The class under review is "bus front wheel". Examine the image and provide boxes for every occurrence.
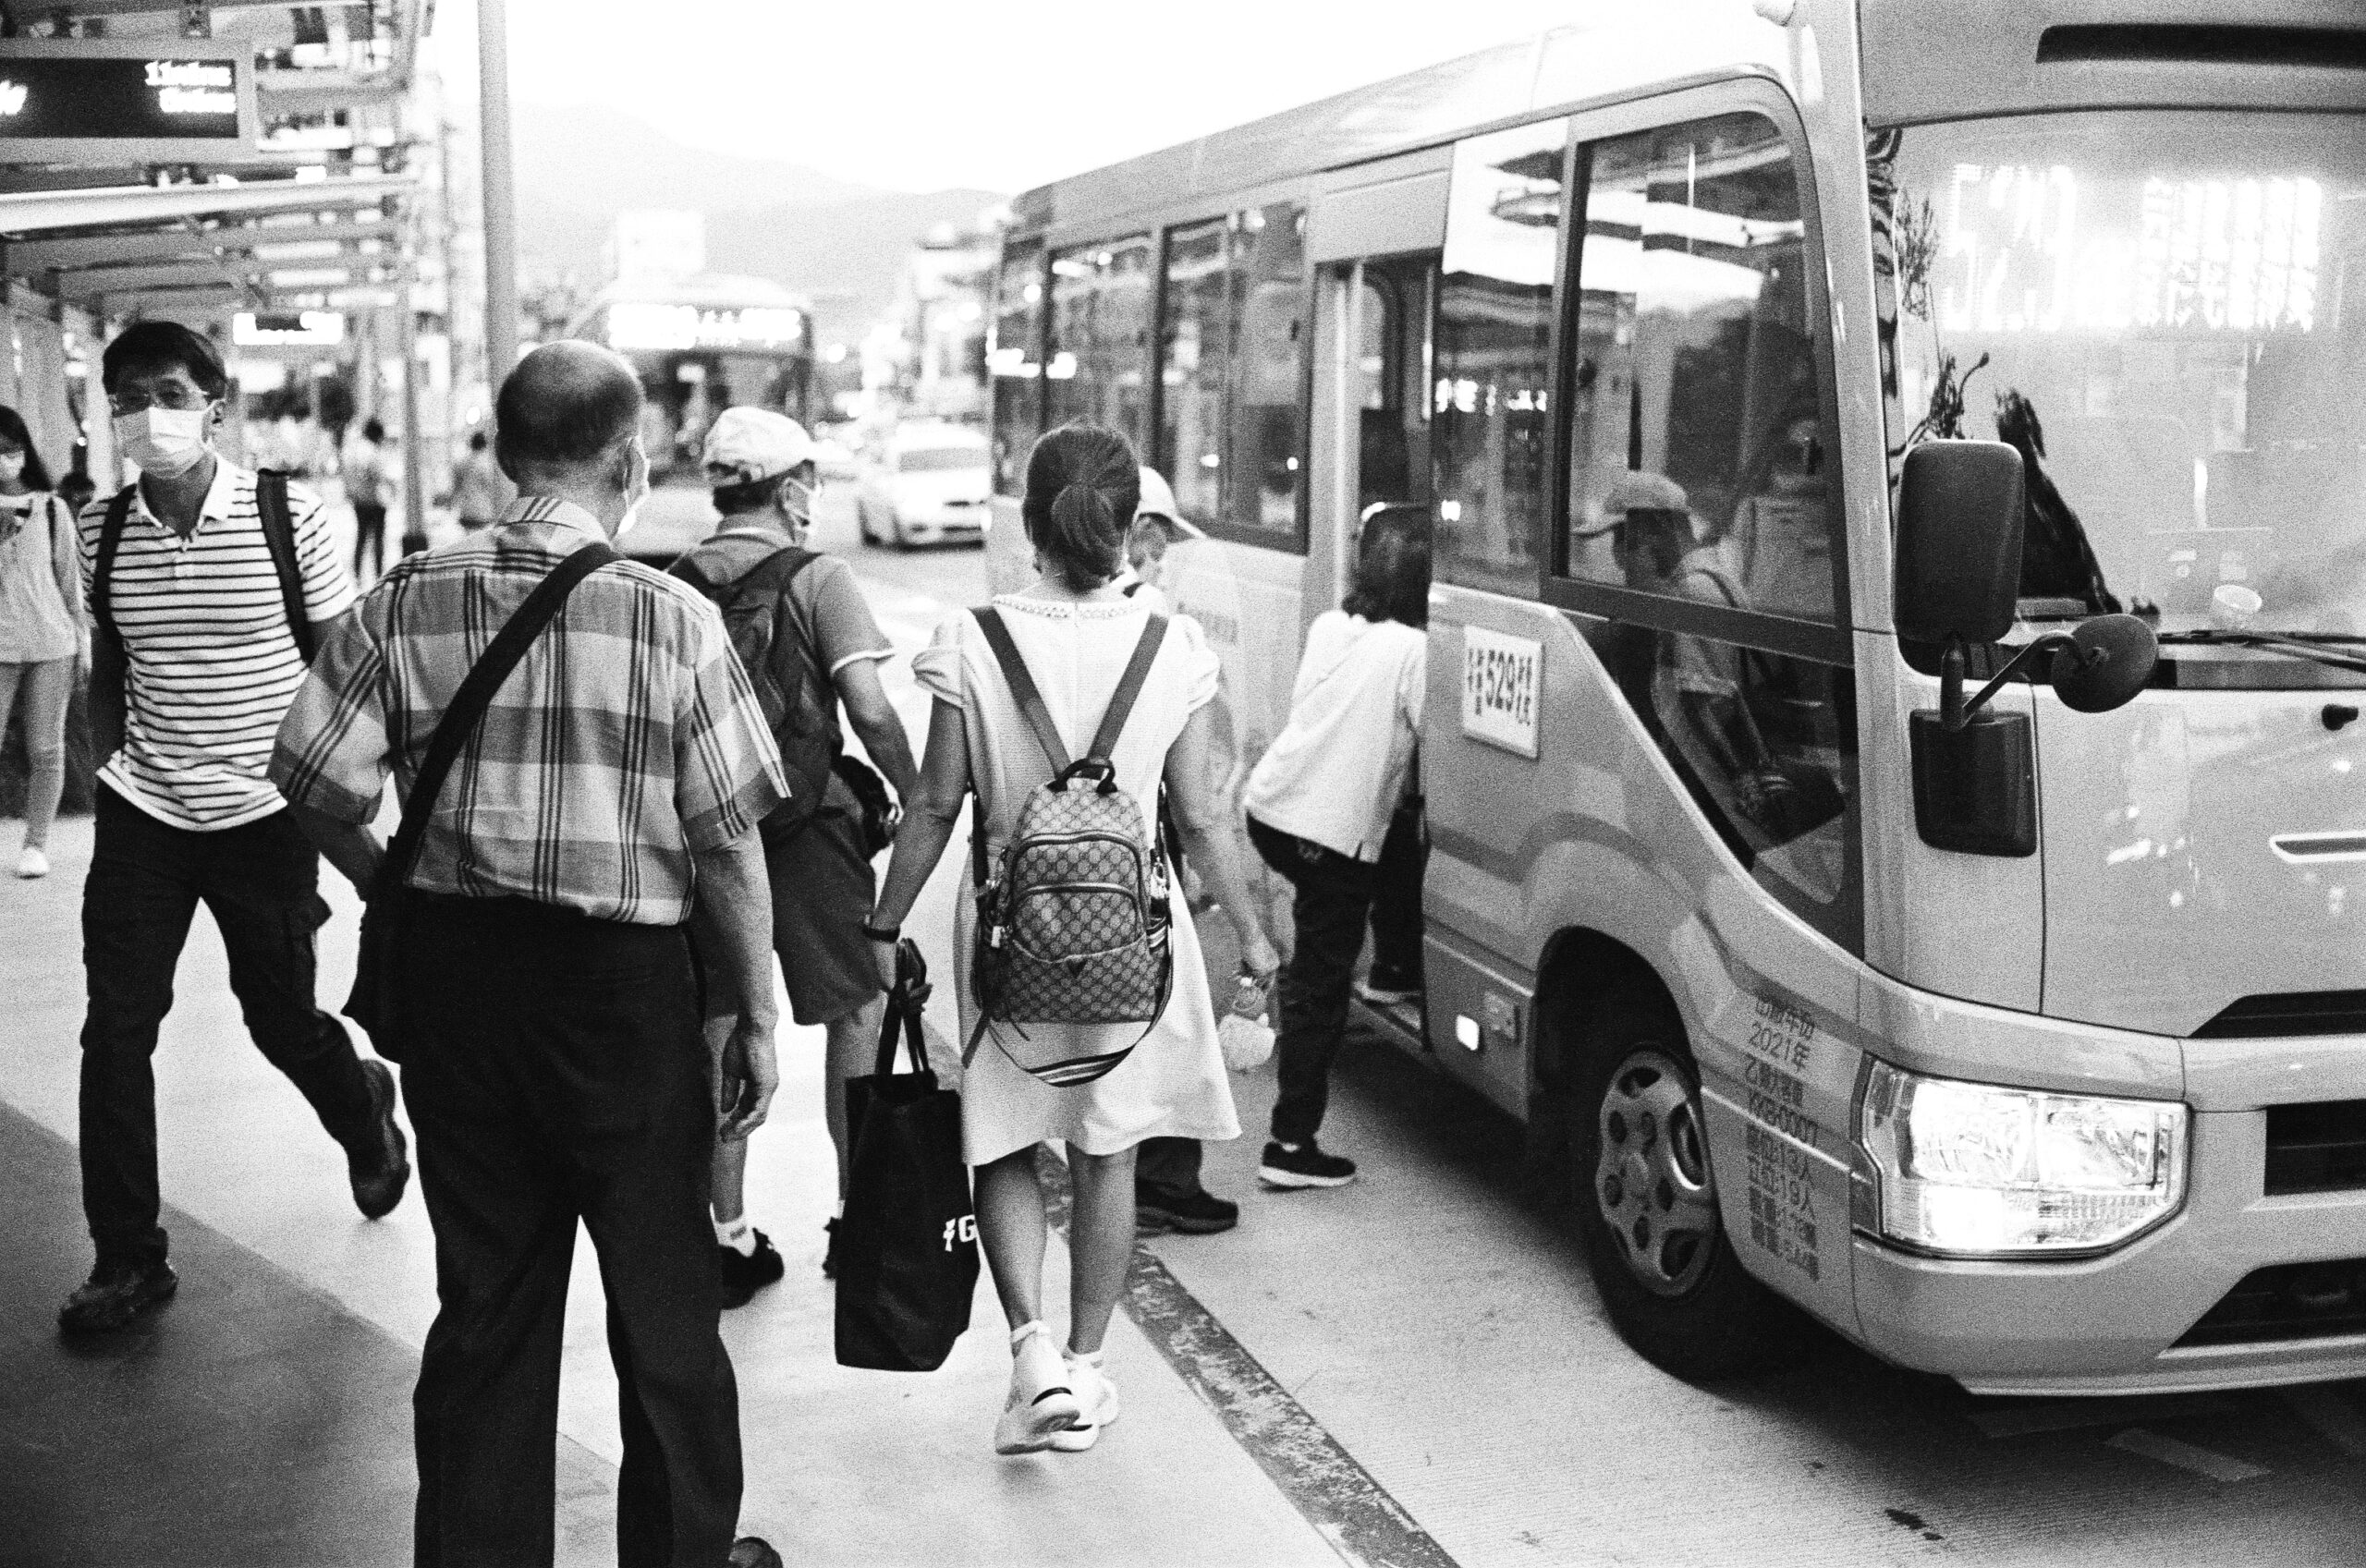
[1567,997,1795,1380]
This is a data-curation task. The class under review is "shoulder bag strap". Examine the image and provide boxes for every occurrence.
[1084,614,1168,762]
[972,606,1070,775]
[380,541,621,892]
[93,485,134,647]
[254,469,316,664]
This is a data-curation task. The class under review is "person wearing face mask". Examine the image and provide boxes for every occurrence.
[59,322,409,1339]
[667,407,921,1297]
[0,405,82,880]
[273,342,788,1568]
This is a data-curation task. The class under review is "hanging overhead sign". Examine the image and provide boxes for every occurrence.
[0,38,256,164]
[233,310,346,348]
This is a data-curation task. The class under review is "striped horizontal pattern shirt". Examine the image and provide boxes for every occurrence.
[79,461,355,831]
[270,497,788,926]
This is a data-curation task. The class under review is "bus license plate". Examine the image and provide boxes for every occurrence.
[1461,625,1542,759]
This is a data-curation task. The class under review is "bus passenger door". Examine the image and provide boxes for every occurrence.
[1308,254,1437,630]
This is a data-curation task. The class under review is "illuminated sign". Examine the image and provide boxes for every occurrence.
[604,302,806,353]
[233,310,346,348]
[0,39,254,162]
[1939,163,2322,335]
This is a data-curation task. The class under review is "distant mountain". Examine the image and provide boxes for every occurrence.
[511,103,1001,344]
[514,103,877,216]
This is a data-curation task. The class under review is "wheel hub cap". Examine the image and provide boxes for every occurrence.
[1594,1049,1717,1297]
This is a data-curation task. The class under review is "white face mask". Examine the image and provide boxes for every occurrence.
[114,407,212,479]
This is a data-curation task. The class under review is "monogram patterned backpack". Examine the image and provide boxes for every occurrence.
[968,608,1174,1087]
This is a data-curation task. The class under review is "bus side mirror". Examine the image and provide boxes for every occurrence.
[1893,440,2025,646]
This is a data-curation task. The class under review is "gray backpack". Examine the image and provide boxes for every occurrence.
[968,608,1174,1087]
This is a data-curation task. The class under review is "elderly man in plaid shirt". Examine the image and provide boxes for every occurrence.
[273,343,787,1568]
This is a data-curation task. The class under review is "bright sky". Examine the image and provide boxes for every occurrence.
[430,0,1597,194]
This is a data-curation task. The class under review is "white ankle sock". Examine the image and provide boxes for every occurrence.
[713,1214,755,1255]
[1066,1344,1104,1367]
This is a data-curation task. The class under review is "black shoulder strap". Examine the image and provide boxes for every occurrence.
[1086,614,1168,763]
[733,544,819,602]
[973,606,1070,775]
[93,485,134,646]
[380,541,621,892]
[254,469,316,664]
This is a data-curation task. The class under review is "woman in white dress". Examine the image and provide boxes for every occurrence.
[867,424,1279,1456]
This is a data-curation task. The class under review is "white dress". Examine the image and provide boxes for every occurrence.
[911,592,1242,1166]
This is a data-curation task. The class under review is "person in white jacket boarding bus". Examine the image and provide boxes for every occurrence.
[1241,506,1432,1189]
[865,423,1279,1456]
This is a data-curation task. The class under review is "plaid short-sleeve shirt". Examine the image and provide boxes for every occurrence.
[270,497,788,926]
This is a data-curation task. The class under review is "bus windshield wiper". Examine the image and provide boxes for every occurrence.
[2153,628,2366,675]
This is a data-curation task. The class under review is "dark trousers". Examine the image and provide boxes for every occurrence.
[353,501,388,581]
[1366,798,1428,989]
[1137,1136,1203,1197]
[1250,815,1379,1148]
[401,894,740,1568]
[79,785,373,1268]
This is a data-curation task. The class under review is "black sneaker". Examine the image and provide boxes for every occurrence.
[717,1229,787,1309]
[1352,977,1422,1007]
[348,1059,410,1221]
[1258,1140,1358,1189]
[728,1538,783,1568]
[1136,1185,1240,1235]
[59,1258,178,1336]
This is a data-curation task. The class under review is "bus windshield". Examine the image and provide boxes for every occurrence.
[1874,111,2366,637]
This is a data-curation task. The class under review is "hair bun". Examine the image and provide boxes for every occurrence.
[1021,424,1141,590]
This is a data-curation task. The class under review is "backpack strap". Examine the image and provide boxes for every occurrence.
[92,484,135,649]
[380,541,621,893]
[1085,614,1168,763]
[973,606,1071,775]
[255,468,316,664]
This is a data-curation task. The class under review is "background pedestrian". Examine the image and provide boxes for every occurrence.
[1241,505,1432,1192]
[672,406,921,1302]
[0,404,81,879]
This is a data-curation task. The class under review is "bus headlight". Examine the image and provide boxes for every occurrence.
[1854,1062,2186,1258]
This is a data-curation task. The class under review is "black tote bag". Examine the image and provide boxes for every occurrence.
[835,941,979,1372]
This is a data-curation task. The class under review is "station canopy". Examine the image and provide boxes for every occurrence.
[0,0,426,318]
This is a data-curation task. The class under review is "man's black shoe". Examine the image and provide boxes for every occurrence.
[59,1258,178,1336]
[1258,1140,1358,1189]
[822,1216,839,1280]
[728,1538,784,1568]
[348,1058,410,1220]
[1136,1185,1239,1234]
[717,1229,787,1309]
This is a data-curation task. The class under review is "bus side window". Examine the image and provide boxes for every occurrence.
[1566,113,1859,952]
[1229,202,1309,541]
[989,238,1045,498]
[1046,236,1154,456]
[1433,116,1568,597]
[1564,114,1837,626]
[1159,217,1231,528]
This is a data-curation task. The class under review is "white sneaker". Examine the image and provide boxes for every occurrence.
[994,1321,1082,1455]
[1049,1351,1119,1453]
[16,845,47,879]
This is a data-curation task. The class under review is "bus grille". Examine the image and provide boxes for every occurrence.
[2177,1261,2366,1348]
[2266,1101,2366,1196]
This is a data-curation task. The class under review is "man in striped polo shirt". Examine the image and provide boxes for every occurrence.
[62,322,409,1338]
